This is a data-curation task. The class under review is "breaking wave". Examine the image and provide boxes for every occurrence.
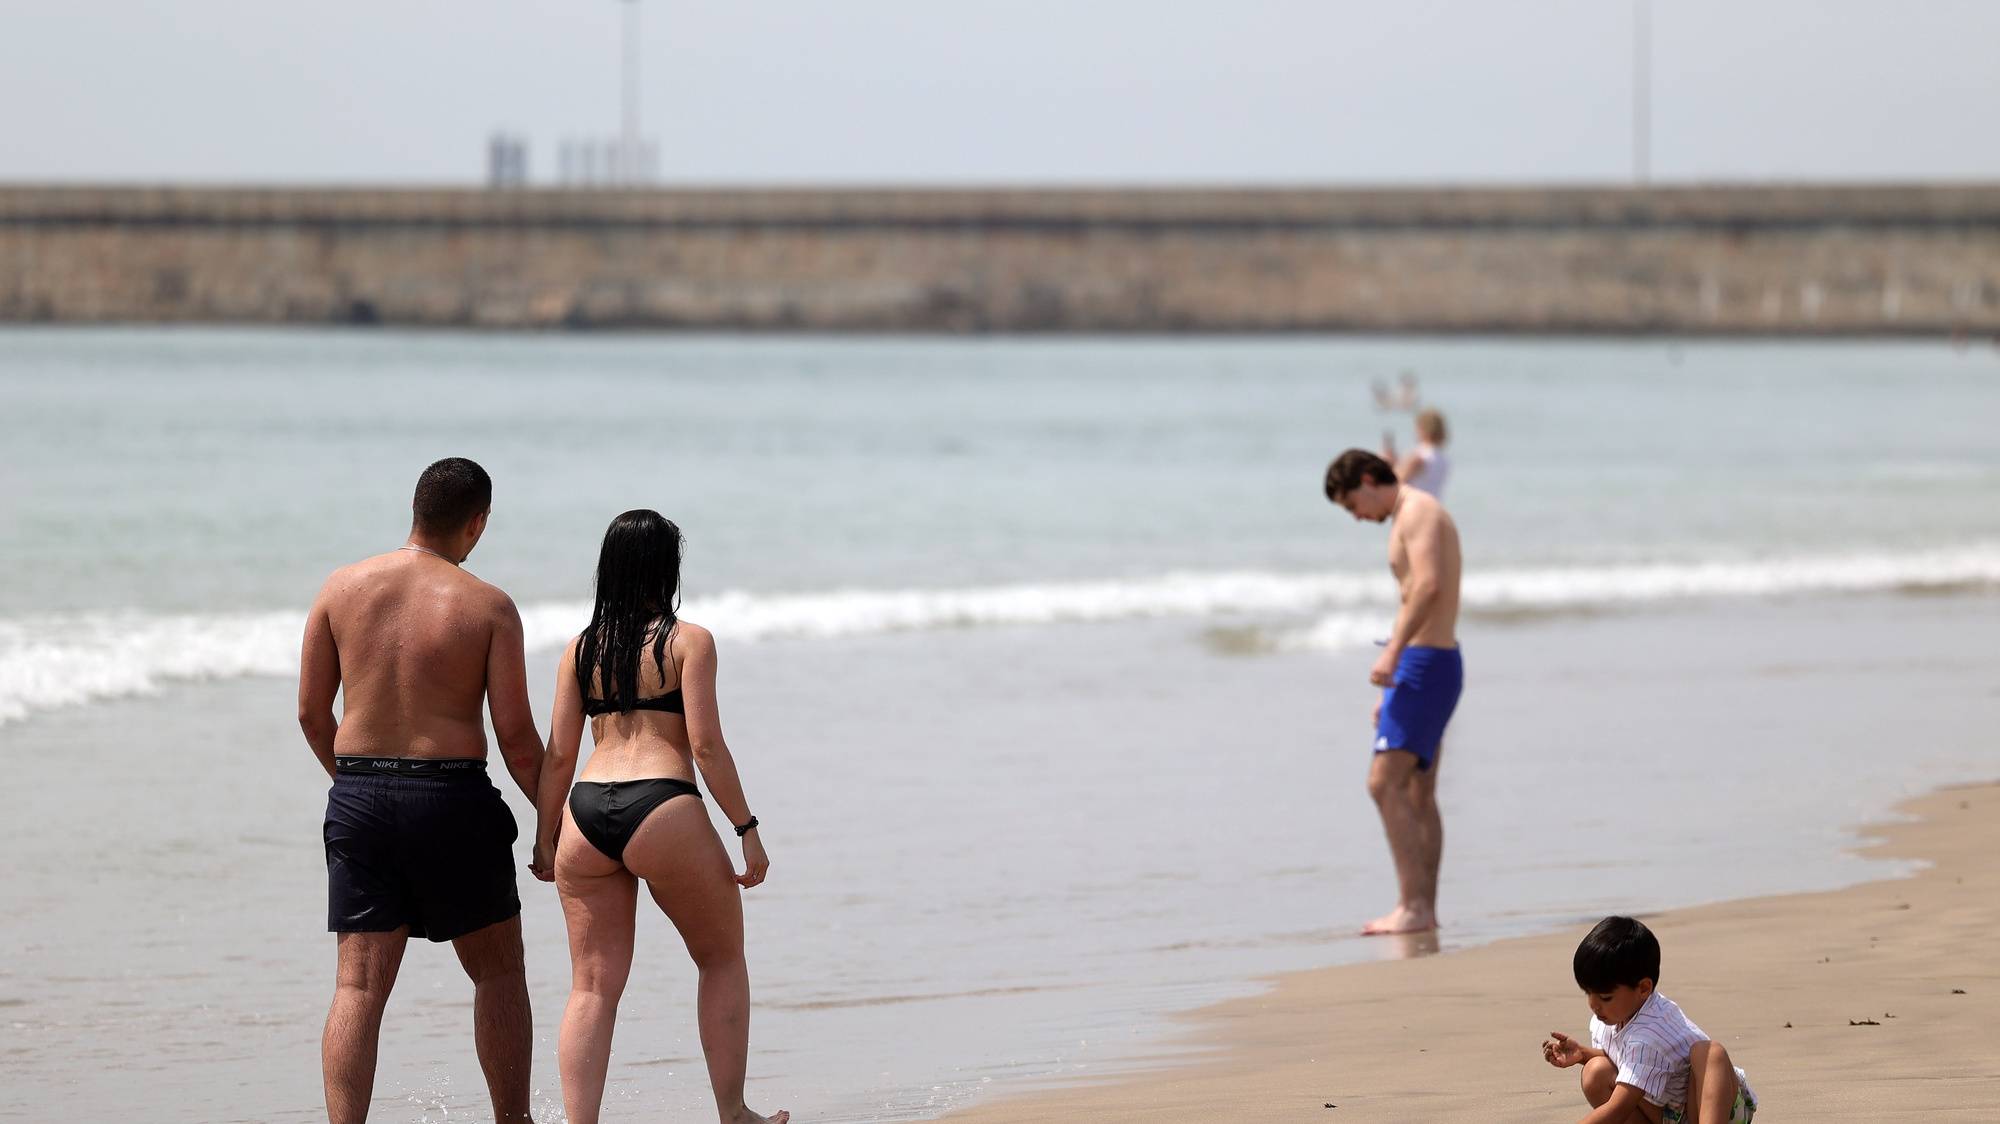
[4,543,1996,725]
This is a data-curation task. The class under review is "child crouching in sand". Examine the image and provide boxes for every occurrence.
[1541,916,1758,1123]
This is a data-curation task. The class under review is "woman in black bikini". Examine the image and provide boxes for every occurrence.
[531,510,786,1124]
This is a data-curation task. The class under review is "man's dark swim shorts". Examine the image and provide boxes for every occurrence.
[323,757,520,942]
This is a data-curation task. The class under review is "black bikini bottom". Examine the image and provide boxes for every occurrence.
[568,778,701,863]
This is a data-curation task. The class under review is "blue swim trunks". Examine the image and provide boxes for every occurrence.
[1374,645,1463,771]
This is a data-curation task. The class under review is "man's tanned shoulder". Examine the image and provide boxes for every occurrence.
[1403,487,1444,521]
[421,567,522,649]
[474,577,523,625]
[1403,491,1457,537]
[317,551,405,597]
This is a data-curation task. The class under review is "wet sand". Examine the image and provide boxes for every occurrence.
[949,781,2000,1122]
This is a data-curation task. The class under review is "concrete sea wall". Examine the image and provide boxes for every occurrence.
[2,184,1996,333]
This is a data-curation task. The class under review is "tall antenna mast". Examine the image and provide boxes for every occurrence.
[621,0,642,184]
[1633,0,1651,185]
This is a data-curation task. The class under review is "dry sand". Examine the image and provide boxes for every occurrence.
[949,782,2000,1122]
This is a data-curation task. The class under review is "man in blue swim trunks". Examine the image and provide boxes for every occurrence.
[1325,448,1464,936]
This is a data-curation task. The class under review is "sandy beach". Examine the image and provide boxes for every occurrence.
[951,781,2000,1122]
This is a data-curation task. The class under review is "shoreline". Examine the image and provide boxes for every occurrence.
[946,780,2000,1122]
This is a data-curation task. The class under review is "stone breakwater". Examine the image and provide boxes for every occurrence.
[2,184,1996,333]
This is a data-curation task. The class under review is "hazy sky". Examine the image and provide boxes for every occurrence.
[1,1,1995,185]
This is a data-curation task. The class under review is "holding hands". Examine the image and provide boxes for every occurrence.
[529,822,557,882]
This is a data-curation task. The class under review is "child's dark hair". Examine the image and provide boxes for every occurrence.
[1573,915,1661,992]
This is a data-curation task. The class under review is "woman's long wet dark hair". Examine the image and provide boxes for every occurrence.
[575,510,684,711]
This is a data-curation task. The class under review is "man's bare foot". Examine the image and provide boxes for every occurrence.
[728,1108,789,1124]
[1360,905,1436,935]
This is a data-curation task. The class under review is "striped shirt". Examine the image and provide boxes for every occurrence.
[1589,992,1755,1111]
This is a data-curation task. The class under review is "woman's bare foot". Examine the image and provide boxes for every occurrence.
[1361,904,1436,935]
[727,1107,789,1124]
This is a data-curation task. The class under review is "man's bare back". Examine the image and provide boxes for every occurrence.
[304,550,515,763]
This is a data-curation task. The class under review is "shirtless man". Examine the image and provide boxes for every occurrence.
[298,457,544,1123]
[1324,448,1464,936]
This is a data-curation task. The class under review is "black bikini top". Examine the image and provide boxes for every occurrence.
[582,689,684,717]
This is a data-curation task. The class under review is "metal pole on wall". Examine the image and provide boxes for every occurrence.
[622,0,642,185]
[1633,0,1651,185]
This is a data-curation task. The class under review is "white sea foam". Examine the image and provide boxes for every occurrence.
[4,543,1997,725]
[0,610,310,727]
[1276,543,2000,650]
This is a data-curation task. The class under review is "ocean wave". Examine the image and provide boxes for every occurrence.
[1269,544,2000,650]
[0,610,310,728]
[3,544,1996,725]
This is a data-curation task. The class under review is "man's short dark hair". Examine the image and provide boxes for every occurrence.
[1573,915,1661,992]
[1324,448,1398,502]
[412,457,492,535]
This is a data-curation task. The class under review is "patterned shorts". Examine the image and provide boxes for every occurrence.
[1662,1087,1755,1124]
